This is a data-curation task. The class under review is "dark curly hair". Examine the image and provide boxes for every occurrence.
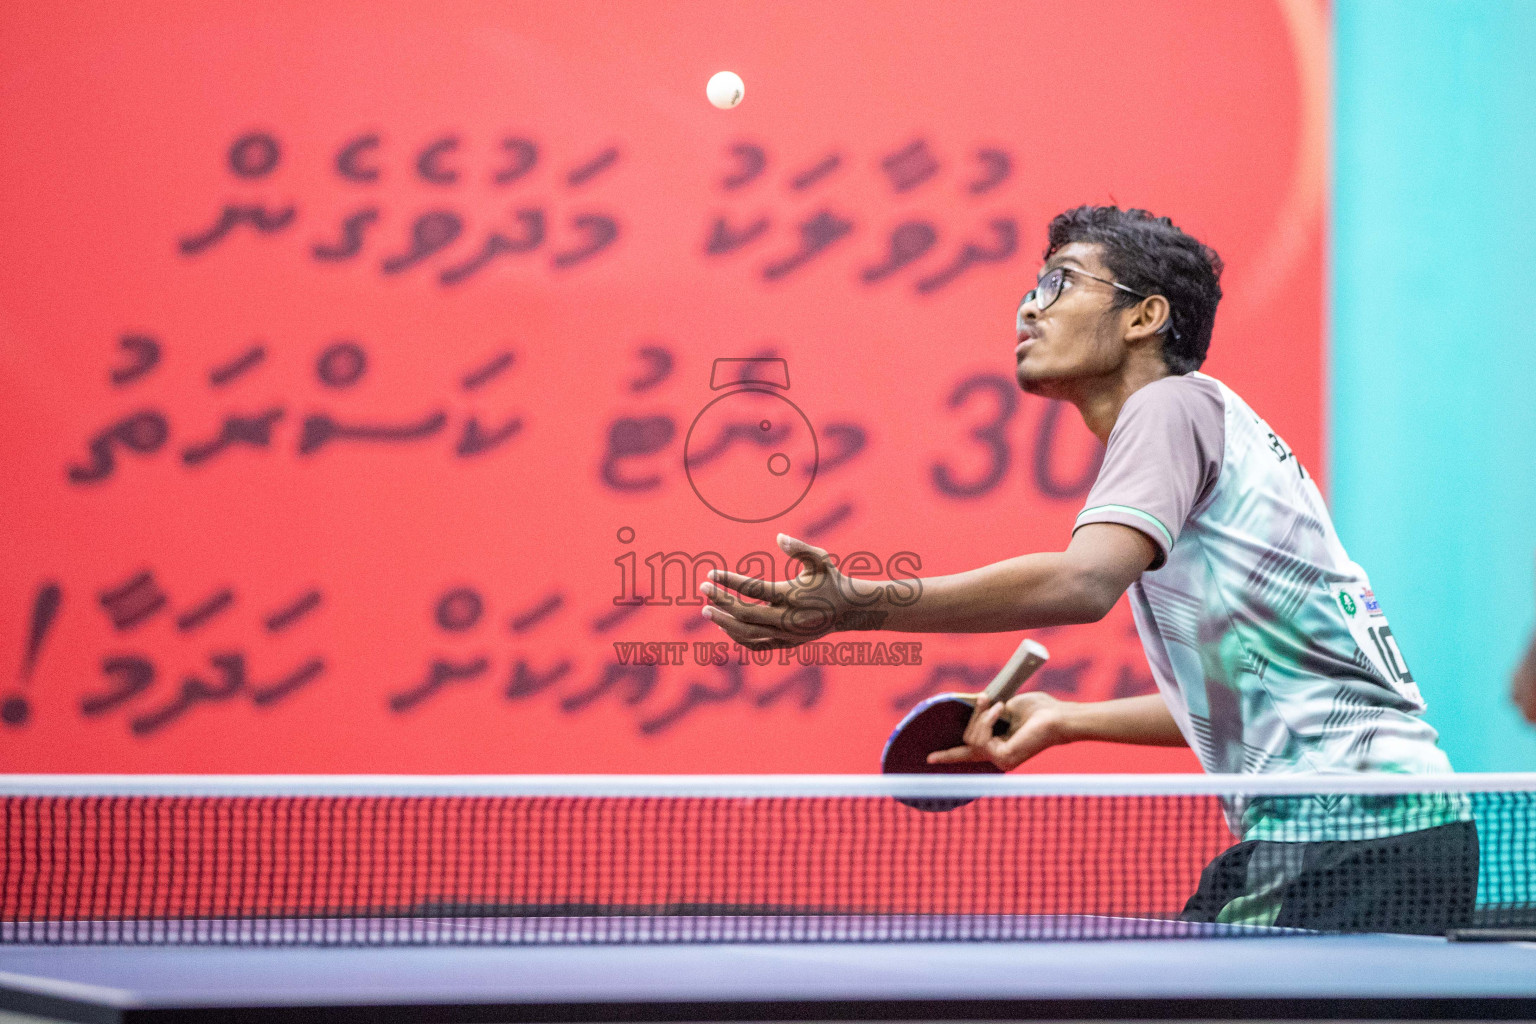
[1045,206,1223,374]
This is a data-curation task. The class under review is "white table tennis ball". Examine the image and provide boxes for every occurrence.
[707,71,744,109]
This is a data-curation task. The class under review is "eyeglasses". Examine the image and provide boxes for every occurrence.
[1017,266,1177,338]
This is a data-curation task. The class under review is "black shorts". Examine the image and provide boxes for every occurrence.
[1181,819,1479,935]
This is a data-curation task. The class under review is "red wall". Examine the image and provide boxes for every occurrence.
[0,1,1326,774]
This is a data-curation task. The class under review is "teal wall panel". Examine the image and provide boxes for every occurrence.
[1333,0,1536,770]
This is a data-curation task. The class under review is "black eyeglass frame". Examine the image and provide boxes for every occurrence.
[1017,266,1179,340]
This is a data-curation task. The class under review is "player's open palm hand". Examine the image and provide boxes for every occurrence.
[929,691,1068,771]
[700,533,852,649]
[1514,551,1536,724]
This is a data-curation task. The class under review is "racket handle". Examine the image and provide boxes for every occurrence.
[980,638,1049,704]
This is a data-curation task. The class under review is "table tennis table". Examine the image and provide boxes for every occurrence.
[4,775,1533,1021]
[3,917,1535,1023]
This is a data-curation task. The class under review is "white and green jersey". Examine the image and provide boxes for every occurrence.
[1074,372,1466,841]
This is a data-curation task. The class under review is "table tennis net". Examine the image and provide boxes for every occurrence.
[2,777,1532,944]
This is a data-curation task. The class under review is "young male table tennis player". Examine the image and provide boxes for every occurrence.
[700,206,1476,934]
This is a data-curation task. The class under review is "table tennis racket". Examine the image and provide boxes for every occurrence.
[881,638,1049,810]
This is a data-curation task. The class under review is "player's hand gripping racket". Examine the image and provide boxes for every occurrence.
[880,638,1048,810]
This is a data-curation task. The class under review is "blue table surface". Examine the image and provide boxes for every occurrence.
[2,930,1536,1010]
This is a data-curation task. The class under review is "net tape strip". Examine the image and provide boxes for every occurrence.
[1,773,1531,798]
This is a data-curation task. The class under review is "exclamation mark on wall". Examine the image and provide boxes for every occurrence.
[3,582,63,727]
